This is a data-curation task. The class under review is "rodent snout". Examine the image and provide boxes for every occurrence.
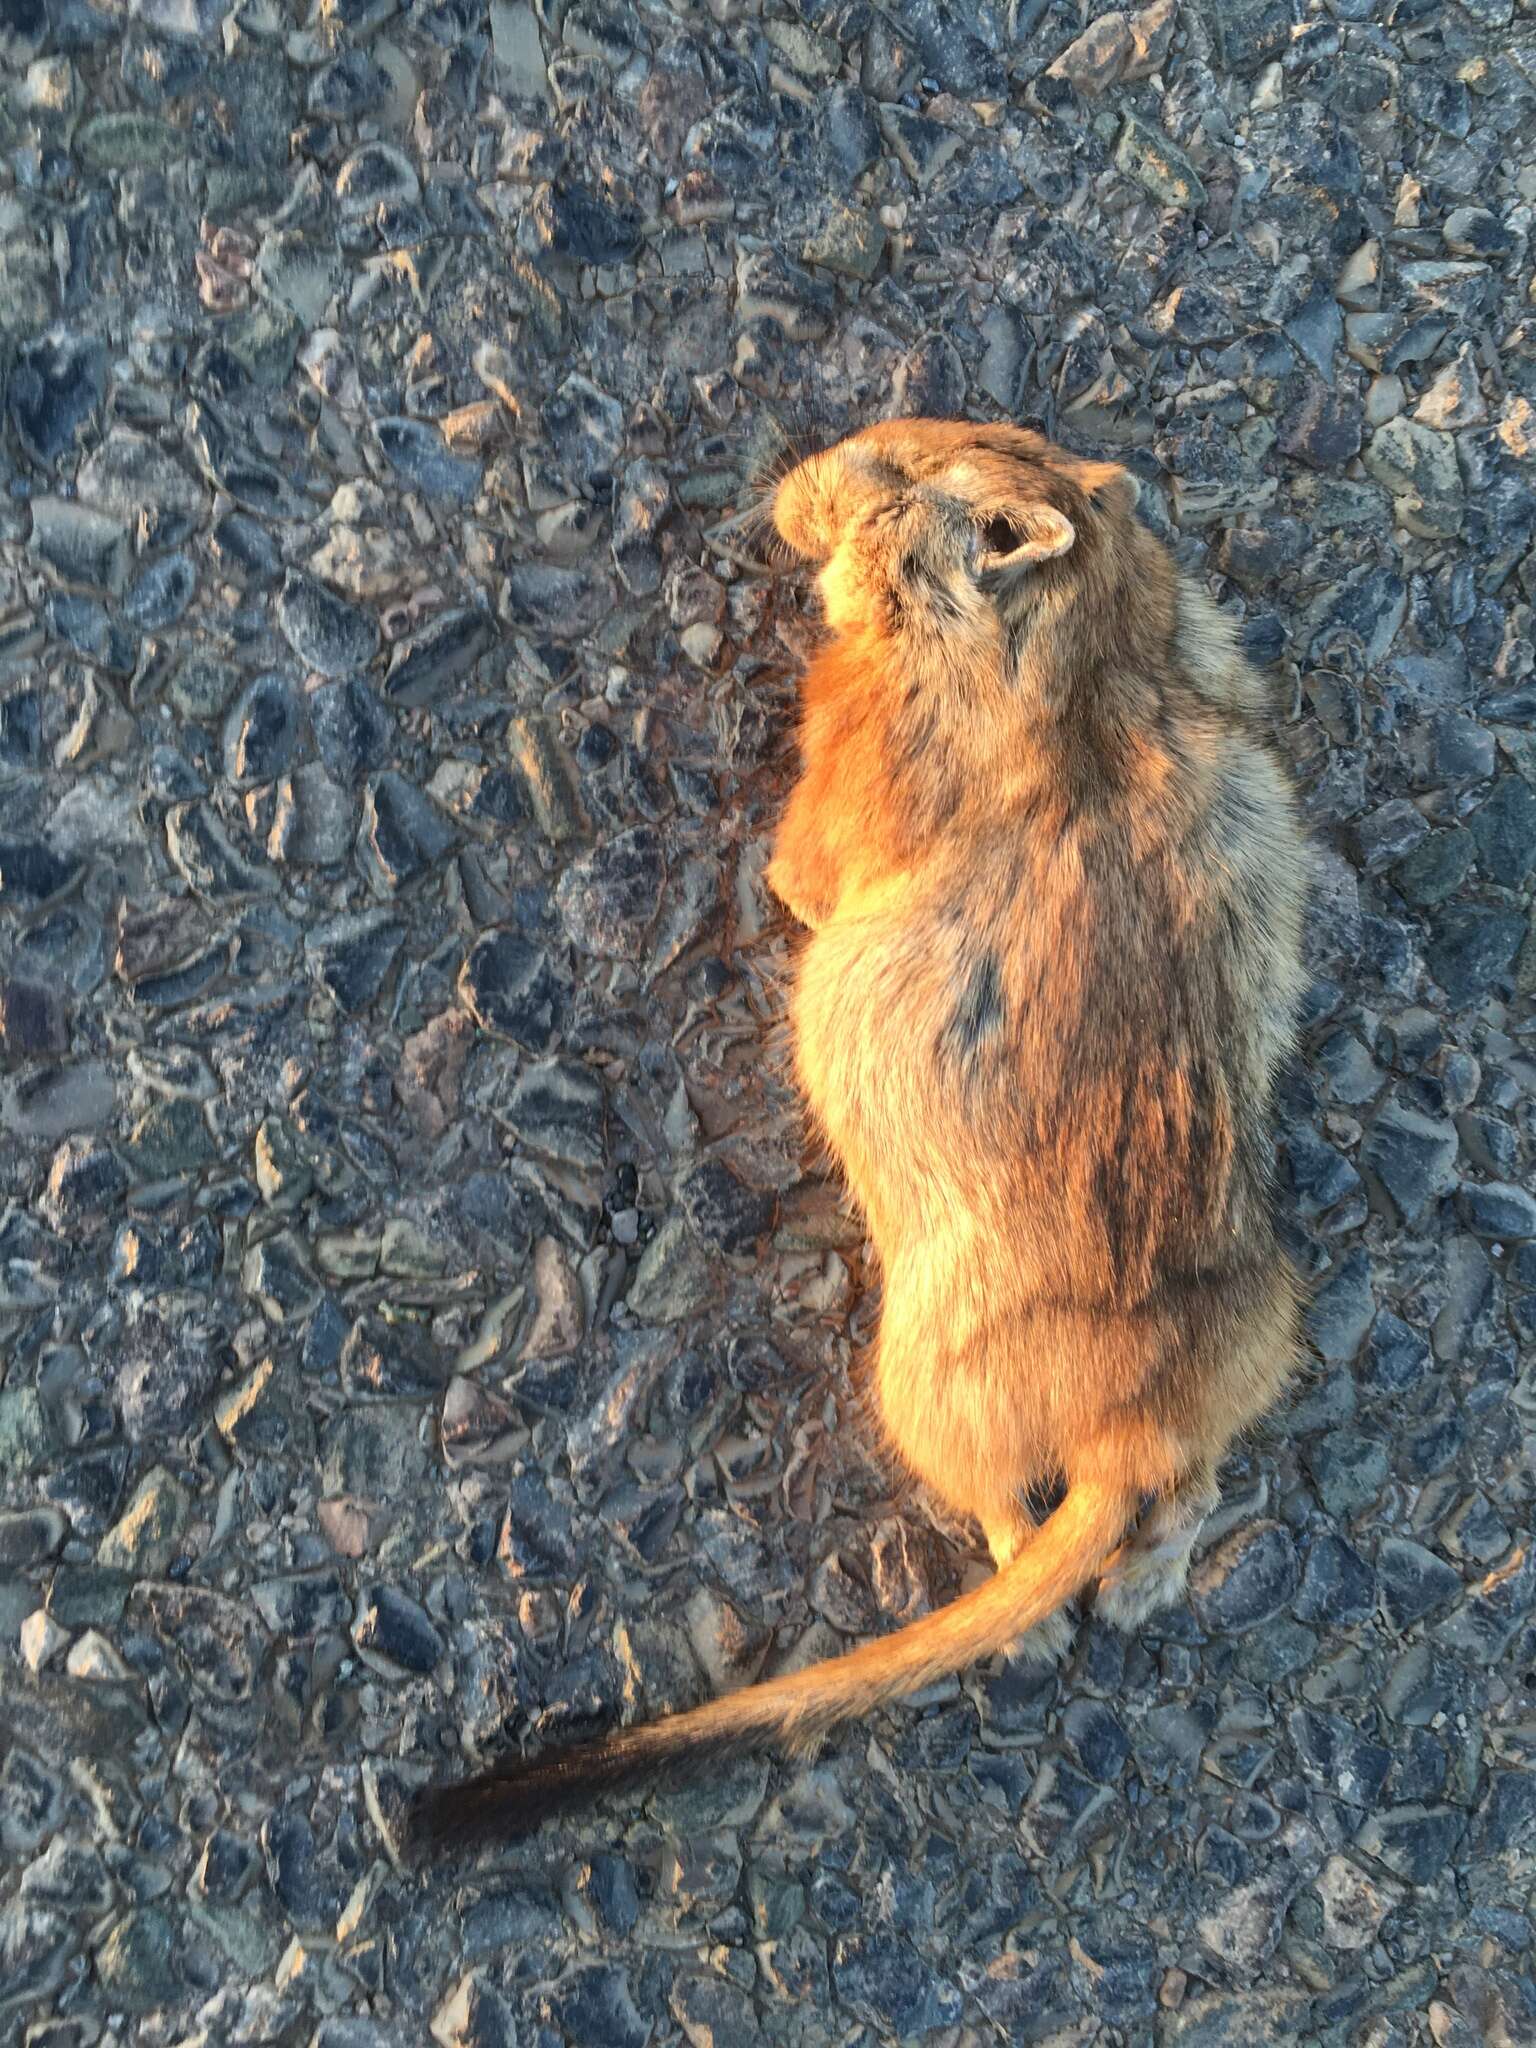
[772,449,839,562]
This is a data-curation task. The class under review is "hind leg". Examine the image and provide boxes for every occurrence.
[1095,1477,1219,1631]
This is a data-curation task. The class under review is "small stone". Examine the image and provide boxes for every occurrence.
[254,231,340,329]
[262,1807,344,1932]
[520,1236,585,1360]
[1468,777,1536,889]
[507,1061,605,1171]
[1304,1250,1375,1364]
[216,1358,295,1454]
[1362,417,1463,537]
[1190,1522,1299,1632]
[115,1303,220,1441]
[1414,352,1486,432]
[196,1828,258,1902]
[40,1135,126,1230]
[166,802,276,899]
[1477,1772,1536,1857]
[515,1963,646,2048]
[1060,1697,1130,1781]
[9,332,106,469]
[1355,1805,1465,1888]
[0,980,68,1062]
[383,608,493,707]
[0,839,82,912]
[822,83,880,178]
[459,930,567,1049]
[519,181,642,268]
[1114,114,1206,210]
[881,105,963,186]
[1459,1181,1536,1241]
[1400,69,1470,141]
[1288,1707,1391,1808]
[0,1391,55,1479]
[1314,1855,1399,1953]
[505,562,603,632]
[1354,798,1429,874]
[243,1233,321,1321]
[1306,1431,1390,1518]
[67,1627,131,1680]
[353,1585,444,1676]
[1212,0,1290,71]
[124,551,198,631]
[78,427,206,547]
[490,0,546,94]
[94,1907,180,2011]
[396,1011,474,1142]
[306,909,405,1014]
[670,1974,757,2048]
[611,461,671,597]
[432,1971,517,2048]
[556,826,665,957]
[336,142,420,215]
[1048,12,1132,94]
[28,497,130,595]
[892,335,966,419]
[1443,207,1516,260]
[544,373,624,491]
[223,671,299,789]
[374,418,482,504]
[627,1214,715,1323]
[1361,1095,1457,1226]
[803,205,886,282]
[1125,0,1175,75]
[678,1158,777,1255]
[268,765,354,867]
[1278,385,1362,469]
[307,48,390,118]
[1392,829,1475,908]
[312,676,393,785]
[276,572,379,678]
[0,1508,67,1570]
[833,1933,963,2035]
[1294,1534,1375,1627]
[1283,285,1343,382]
[0,0,48,67]
[1427,906,1526,1008]
[359,773,455,893]
[19,1609,69,1673]
[97,1466,189,1573]
[1377,1538,1461,1631]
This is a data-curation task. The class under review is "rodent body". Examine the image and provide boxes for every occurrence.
[773,420,1307,1607]
[409,418,1312,1855]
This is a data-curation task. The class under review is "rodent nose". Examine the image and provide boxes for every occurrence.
[773,449,838,561]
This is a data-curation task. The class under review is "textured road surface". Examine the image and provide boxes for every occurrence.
[1,0,1535,2041]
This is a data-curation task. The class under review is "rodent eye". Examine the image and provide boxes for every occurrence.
[978,514,1023,556]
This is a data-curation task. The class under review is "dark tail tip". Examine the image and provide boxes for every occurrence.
[406,1717,740,1862]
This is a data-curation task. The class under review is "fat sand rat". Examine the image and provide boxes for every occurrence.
[410,418,1311,1855]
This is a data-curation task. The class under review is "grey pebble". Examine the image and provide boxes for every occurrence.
[276,571,380,678]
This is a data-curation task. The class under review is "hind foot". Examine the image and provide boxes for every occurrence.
[1095,1483,1217,1632]
[982,1505,1075,1667]
[1000,1605,1076,1668]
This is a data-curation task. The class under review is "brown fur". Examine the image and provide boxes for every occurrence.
[409,420,1311,1858]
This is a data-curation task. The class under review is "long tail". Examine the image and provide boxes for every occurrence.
[408,1478,1133,1859]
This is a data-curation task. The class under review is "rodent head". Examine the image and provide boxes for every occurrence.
[773,420,1139,645]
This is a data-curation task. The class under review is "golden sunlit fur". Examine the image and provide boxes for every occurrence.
[409,420,1311,1858]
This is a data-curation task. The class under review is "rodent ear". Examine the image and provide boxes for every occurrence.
[1078,461,1140,517]
[976,505,1077,572]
